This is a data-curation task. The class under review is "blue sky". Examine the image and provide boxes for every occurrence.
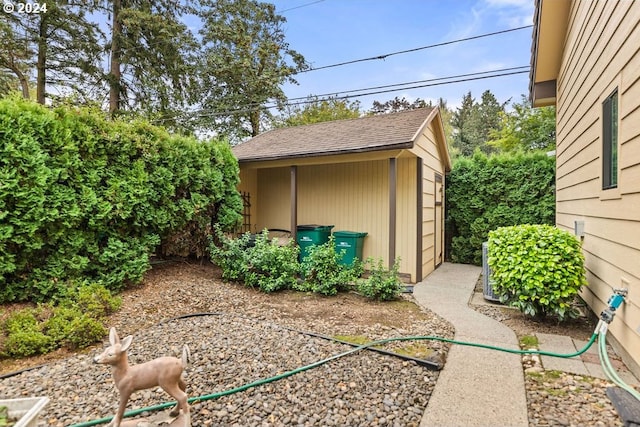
[269,0,535,111]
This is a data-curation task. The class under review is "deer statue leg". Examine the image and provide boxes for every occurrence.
[111,392,131,427]
[164,383,189,417]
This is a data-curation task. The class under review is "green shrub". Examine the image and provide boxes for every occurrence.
[209,228,252,282]
[42,306,80,345]
[301,236,363,296]
[70,282,122,318]
[3,330,54,357]
[357,257,404,301]
[0,97,242,303]
[4,309,40,335]
[1,283,119,357]
[245,231,300,293]
[488,224,586,321]
[446,151,555,265]
[62,315,107,349]
[2,308,54,357]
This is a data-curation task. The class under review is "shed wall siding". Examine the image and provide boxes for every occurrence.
[256,167,291,231]
[556,0,640,372]
[395,157,417,281]
[297,160,391,272]
[409,125,446,279]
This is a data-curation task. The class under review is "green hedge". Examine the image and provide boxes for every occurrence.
[0,97,242,302]
[446,151,555,265]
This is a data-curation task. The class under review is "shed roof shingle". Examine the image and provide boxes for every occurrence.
[232,107,435,162]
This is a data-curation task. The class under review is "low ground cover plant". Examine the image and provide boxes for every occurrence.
[488,224,586,321]
[0,283,121,358]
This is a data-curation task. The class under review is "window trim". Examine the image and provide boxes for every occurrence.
[602,88,619,190]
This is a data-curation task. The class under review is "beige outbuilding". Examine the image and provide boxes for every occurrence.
[531,0,640,376]
[232,108,451,283]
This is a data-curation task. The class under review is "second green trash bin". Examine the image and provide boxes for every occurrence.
[296,224,334,261]
[333,231,368,265]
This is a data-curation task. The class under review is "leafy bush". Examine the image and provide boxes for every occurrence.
[245,231,300,293]
[61,314,107,350]
[211,229,300,293]
[0,97,242,302]
[301,236,363,296]
[488,224,586,321]
[446,151,555,265]
[357,257,404,301]
[209,228,252,282]
[2,308,54,357]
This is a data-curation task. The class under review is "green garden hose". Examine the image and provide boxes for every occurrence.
[599,330,640,401]
[68,333,598,427]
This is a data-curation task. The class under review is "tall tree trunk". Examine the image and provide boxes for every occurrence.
[109,0,122,116]
[249,110,260,137]
[36,16,47,104]
[16,68,30,99]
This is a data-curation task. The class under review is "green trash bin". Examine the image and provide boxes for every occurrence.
[296,224,334,261]
[333,231,367,265]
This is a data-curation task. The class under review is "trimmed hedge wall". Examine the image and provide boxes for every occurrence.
[0,97,242,302]
[446,151,555,265]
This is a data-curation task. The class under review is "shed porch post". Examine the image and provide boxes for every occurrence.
[290,165,298,242]
[389,158,397,269]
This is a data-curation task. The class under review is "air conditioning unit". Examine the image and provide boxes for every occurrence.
[482,242,501,302]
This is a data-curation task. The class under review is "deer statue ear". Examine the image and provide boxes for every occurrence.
[109,327,119,345]
[121,335,133,352]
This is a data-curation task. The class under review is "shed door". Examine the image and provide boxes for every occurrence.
[434,173,443,268]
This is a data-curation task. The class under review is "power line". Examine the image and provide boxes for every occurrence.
[286,66,530,102]
[154,67,530,123]
[300,25,533,73]
[277,0,326,14]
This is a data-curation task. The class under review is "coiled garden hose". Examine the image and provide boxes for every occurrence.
[68,333,599,427]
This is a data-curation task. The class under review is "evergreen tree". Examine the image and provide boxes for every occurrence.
[369,96,428,114]
[0,2,103,104]
[101,0,198,119]
[195,0,308,142]
[451,90,507,156]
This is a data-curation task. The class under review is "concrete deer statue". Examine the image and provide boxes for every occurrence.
[94,327,190,427]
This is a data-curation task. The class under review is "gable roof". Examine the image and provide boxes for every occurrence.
[232,107,436,162]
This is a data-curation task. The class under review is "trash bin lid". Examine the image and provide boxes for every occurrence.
[297,224,334,231]
[333,231,368,238]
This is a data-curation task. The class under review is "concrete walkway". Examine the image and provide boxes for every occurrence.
[412,263,529,427]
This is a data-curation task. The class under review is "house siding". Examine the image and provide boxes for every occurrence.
[556,0,640,373]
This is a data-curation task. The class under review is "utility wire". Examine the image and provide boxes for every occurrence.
[301,25,533,73]
[154,67,530,123]
[277,0,326,13]
[285,66,530,102]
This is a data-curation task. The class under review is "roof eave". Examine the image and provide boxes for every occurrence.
[236,140,415,164]
[529,0,571,107]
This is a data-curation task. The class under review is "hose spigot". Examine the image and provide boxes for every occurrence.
[600,288,628,324]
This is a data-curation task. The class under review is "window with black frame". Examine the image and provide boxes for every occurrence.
[602,88,618,190]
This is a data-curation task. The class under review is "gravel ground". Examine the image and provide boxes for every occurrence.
[0,262,634,427]
[0,262,453,427]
